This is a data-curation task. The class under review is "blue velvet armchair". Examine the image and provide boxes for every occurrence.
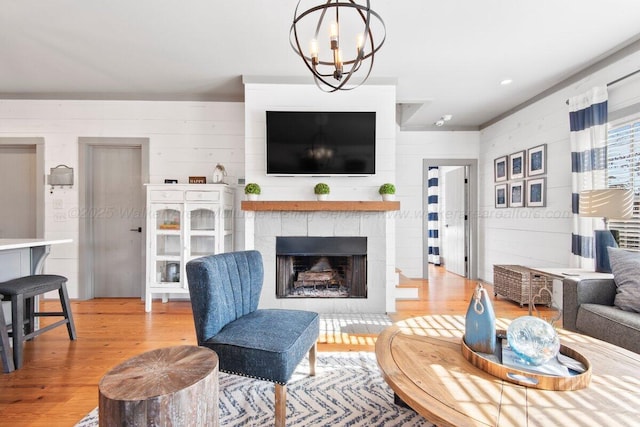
[186,250,319,427]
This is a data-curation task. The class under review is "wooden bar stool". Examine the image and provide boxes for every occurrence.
[0,274,76,369]
[0,295,15,373]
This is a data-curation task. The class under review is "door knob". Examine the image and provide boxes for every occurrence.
[130,227,142,233]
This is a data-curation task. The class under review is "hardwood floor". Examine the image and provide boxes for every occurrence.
[0,266,547,426]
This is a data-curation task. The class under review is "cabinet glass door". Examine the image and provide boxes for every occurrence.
[187,206,217,259]
[151,205,182,285]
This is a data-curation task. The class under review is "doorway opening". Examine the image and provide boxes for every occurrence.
[0,138,45,238]
[422,159,478,281]
[78,138,149,299]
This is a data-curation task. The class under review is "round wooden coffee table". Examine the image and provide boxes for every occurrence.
[376,315,640,427]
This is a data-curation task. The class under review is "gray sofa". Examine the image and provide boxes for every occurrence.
[563,276,640,354]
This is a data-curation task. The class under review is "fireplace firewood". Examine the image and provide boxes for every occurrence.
[294,270,344,289]
[298,271,333,281]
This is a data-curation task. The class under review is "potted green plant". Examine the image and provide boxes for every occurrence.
[314,182,330,201]
[244,183,261,201]
[379,183,396,201]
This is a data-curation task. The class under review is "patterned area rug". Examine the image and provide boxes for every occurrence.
[76,352,431,427]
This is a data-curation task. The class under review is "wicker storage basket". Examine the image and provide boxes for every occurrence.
[493,265,552,307]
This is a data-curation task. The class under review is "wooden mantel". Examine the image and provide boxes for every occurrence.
[241,200,400,212]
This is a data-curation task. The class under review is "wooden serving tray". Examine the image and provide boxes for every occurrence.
[461,330,591,391]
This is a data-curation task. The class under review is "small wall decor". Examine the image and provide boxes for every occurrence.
[509,150,525,180]
[527,144,547,176]
[526,178,546,207]
[212,163,227,184]
[47,164,74,193]
[494,156,507,182]
[47,164,74,186]
[164,179,178,184]
[495,184,508,208]
[509,181,525,207]
[189,176,207,184]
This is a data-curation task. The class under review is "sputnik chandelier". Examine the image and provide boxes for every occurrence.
[290,0,386,92]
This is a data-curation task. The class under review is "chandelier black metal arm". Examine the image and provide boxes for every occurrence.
[290,0,386,92]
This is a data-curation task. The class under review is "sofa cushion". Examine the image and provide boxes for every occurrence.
[203,308,320,384]
[576,303,640,354]
[608,247,640,313]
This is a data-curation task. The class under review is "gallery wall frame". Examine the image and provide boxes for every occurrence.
[526,178,546,207]
[509,181,525,207]
[527,144,547,176]
[495,183,508,208]
[494,156,507,182]
[509,150,526,180]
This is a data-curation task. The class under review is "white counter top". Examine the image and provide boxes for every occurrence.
[0,239,72,251]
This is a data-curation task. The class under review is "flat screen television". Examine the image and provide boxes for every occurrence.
[266,111,376,175]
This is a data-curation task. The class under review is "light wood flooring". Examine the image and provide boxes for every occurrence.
[0,266,549,426]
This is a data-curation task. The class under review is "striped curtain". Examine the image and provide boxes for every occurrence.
[427,166,441,265]
[569,86,608,269]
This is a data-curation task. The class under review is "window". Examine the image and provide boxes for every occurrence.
[607,114,640,250]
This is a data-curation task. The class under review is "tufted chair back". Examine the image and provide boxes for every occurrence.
[186,250,264,344]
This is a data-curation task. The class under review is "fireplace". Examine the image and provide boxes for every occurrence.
[276,236,367,298]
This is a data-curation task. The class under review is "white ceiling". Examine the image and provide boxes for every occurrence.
[2,0,640,129]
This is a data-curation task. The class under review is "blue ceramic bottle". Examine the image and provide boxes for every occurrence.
[464,283,496,354]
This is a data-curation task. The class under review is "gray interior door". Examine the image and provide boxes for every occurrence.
[91,145,143,297]
[0,145,36,238]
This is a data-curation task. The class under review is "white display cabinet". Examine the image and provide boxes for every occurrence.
[145,184,234,312]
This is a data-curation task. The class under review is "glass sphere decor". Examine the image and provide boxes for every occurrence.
[507,316,560,366]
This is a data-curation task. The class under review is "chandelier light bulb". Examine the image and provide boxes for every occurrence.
[310,39,319,64]
[356,33,364,55]
[330,22,339,43]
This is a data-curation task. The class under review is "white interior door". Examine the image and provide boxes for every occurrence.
[442,166,467,277]
[0,145,36,238]
[91,145,143,297]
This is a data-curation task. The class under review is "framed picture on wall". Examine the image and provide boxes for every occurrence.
[526,178,546,207]
[527,144,547,176]
[509,150,525,180]
[494,156,507,182]
[509,181,525,207]
[495,183,508,208]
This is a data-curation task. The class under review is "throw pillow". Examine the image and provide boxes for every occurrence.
[608,247,640,313]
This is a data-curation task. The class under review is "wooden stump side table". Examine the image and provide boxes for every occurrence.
[99,345,219,426]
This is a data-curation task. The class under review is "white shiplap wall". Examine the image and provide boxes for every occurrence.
[243,82,396,200]
[242,81,398,311]
[0,100,245,298]
[395,130,480,277]
[478,49,640,282]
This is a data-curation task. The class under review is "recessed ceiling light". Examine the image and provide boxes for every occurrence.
[500,79,513,86]
[434,115,453,127]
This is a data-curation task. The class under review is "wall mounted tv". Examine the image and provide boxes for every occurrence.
[266,111,376,175]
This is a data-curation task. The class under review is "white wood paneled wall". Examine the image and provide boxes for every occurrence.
[243,82,397,200]
[394,131,480,278]
[0,100,245,298]
[243,81,399,311]
[478,49,640,282]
